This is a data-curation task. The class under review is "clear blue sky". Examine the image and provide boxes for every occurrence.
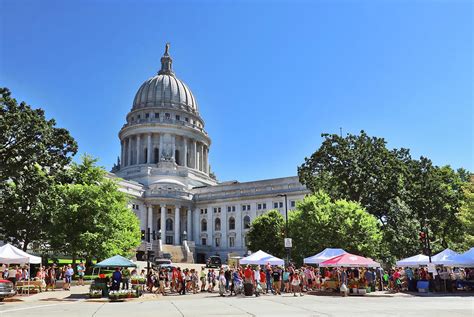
[1,0,472,181]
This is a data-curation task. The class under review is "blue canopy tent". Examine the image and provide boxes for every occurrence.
[91,255,137,280]
[94,255,137,268]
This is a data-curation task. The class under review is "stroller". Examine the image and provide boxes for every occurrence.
[233,278,244,295]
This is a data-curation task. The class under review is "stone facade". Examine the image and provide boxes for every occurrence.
[112,45,309,262]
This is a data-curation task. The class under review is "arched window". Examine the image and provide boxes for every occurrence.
[175,150,180,166]
[144,148,148,163]
[215,218,221,231]
[201,219,207,232]
[228,217,235,230]
[243,215,251,229]
[154,148,159,163]
[166,218,173,231]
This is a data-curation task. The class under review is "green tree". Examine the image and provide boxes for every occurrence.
[49,155,141,261]
[0,88,77,250]
[297,130,410,222]
[456,177,474,250]
[247,210,286,258]
[404,158,466,253]
[289,192,382,265]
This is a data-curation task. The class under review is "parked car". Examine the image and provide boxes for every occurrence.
[206,255,222,268]
[0,279,15,301]
[154,258,172,267]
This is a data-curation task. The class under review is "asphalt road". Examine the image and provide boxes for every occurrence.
[0,291,472,317]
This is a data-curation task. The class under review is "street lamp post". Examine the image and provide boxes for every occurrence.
[277,194,290,265]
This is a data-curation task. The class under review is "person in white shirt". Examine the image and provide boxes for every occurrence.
[254,266,261,297]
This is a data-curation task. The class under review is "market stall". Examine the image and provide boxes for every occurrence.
[239,250,284,266]
[320,253,381,295]
[395,254,430,267]
[91,255,139,300]
[303,248,347,265]
[0,243,41,295]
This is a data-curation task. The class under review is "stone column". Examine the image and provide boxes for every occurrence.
[172,135,176,162]
[136,134,141,165]
[236,205,243,248]
[221,206,227,249]
[200,144,204,172]
[206,148,210,174]
[147,205,152,242]
[174,206,180,245]
[127,137,132,166]
[160,205,166,243]
[208,207,213,247]
[193,208,199,244]
[187,208,192,241]
[159,134,163,161]
[193,140,198,169]
[120,140,124,167]
[147,133,152,164]
[184,137,188,167]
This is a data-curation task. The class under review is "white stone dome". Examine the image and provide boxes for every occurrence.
[132,44,198,114]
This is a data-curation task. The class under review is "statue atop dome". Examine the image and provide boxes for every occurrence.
[159,43,174,76]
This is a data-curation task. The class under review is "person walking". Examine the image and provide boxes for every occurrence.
[64,264,74,290]
[292,271,303,297]
[272,267,282,295]
[121,267,131,290]
[200,267,207,292]
[254,266,261,297]
[218,270,226,297]
[76,262,85,286]
[112,267,122,291]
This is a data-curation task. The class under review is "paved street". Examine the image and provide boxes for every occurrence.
[0,286,472,317]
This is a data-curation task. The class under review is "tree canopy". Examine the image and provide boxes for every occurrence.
[289,192,382,264]
[298,130,471,262]
[247,210,286,258]
[48,155,141,260]
[0,88,77,250]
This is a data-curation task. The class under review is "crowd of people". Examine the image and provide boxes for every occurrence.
[1,262,86,291]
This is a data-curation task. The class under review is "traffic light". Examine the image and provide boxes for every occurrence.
[152,230,156,240]
[419,231,426,242]
[141,230,146,241]
[146,228,151,242]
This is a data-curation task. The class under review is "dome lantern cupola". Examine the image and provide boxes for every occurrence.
[158,43,174,76]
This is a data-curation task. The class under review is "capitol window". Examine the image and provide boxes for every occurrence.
[165,113,170,119]
[185,117,189,122]
[215,218,221,231]
[229,237,235,248]
[176,115,180,121]
[243,215,251,229]
[279,202,284,208]
[202,238,207,246]
[166,218,173,231]
[215,238,220,247]
[274,202,278,209]
[145,113,149,118]
[291,200,296,208]
[155,112,159,118]
[201,219,207,232]
[229,217,235,230]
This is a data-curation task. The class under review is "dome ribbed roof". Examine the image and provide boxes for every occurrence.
[132,44,198,113]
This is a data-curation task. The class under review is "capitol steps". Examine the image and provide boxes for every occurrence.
[161,244,194,263]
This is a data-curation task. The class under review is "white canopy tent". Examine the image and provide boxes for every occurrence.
[0,243,41,296]
[303,248,347,264]
[0,243,41,264]
[396,254,430,267]
[432,249,460,266]
[239,250,284,266]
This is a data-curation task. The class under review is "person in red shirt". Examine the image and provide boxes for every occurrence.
[260,270,266,293]
[244,266,253,283]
